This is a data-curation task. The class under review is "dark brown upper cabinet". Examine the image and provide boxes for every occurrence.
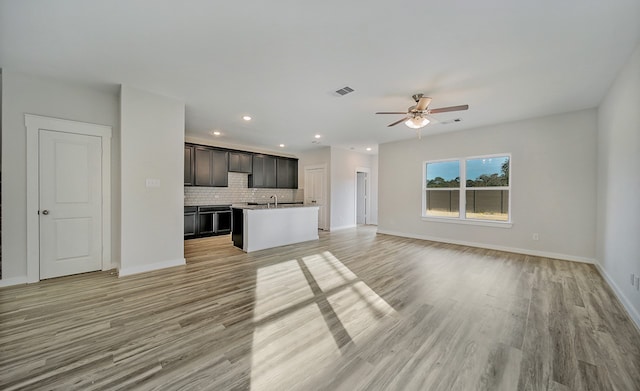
[276,157,298,189]
[185,143,297,189]
[249,154,277,188]
[184,144,194,186]
[194,146,228,187]
[228,151,253,173]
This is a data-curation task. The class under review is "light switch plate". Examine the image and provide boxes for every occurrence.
[146,178,161,188]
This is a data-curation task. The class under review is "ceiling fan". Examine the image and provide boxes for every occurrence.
[376,94,469,131]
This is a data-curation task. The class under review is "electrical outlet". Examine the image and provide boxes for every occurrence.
[532,233,539,241]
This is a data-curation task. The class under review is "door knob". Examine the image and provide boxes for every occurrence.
[41,210,49,215]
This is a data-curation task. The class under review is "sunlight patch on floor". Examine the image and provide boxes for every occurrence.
[302,251,357,292]
[250,252,396,390]
[253,260,314,322]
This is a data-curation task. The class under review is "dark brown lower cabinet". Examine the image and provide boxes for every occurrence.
[198,209,215,236]
[232,208,244,249]
[184,207,197,239]
[184,206,232,239]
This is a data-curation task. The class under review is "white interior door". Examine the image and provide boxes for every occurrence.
[356,172,367,224]
[304,167,327,230]
[39,129,103,279]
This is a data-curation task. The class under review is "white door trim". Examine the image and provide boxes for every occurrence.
[354,167,371,225]
[25,114,112,283]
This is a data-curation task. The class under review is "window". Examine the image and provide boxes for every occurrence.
[465,156,510,221]
[423,154,510,223]
[425,160,460,218]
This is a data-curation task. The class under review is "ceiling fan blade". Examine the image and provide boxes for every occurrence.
[415,96,432,111]
[387,117,410,127]
[428,104,469,114]
[376,111,409,114]
[425,114,440,124]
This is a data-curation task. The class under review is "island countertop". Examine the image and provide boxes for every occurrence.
[231,203,316,210]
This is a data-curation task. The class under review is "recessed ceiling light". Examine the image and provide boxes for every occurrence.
[366,147,372,151]
[242,115,252,121]
[213,131,221,136]
[314,134,321,139]
[279,144,285,148]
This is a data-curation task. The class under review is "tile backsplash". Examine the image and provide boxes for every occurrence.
[184,172,303,206]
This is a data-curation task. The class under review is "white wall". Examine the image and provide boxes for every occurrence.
[369,154,379,225]
[330,147,375,230]
[596,43,640,326]
[298,146,331,184]
[378,109,598,262]
[1,71,120,284]
[119,85,185,276]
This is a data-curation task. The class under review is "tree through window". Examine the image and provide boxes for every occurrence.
[424,155,511,222]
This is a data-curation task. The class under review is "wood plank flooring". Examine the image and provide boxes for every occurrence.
[1,226,639,390]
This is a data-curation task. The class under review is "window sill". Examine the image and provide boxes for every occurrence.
[421,216,513,229]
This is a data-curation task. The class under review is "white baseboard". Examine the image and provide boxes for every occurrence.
[593,262,640,331]
[118,258,186,277]
[376,228,596,264]
[0,276,29,288]
[330,224,357,232]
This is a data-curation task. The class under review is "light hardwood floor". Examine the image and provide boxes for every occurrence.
[1,227,639,390]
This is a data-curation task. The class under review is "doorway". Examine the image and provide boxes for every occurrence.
[355,167,370,226]
[26,115,112,283]
[304,164,328,230]
[356,172,367,225]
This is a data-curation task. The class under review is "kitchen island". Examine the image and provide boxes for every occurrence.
[232,204,319,252]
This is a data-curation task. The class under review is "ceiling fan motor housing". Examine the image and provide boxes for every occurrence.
[375,94,468,128]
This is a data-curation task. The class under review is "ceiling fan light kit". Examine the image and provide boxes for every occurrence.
[376,93,469,131]
[405,116,430,129]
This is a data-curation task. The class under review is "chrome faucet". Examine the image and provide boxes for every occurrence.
[270,194,278,207]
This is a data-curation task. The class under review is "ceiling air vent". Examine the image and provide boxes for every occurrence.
[335,86,354,96]
[441,118,462,125]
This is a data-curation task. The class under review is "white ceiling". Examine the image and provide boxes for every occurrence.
[1,1,639,154]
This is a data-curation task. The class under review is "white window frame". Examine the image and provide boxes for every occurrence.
[422,153,512,228]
